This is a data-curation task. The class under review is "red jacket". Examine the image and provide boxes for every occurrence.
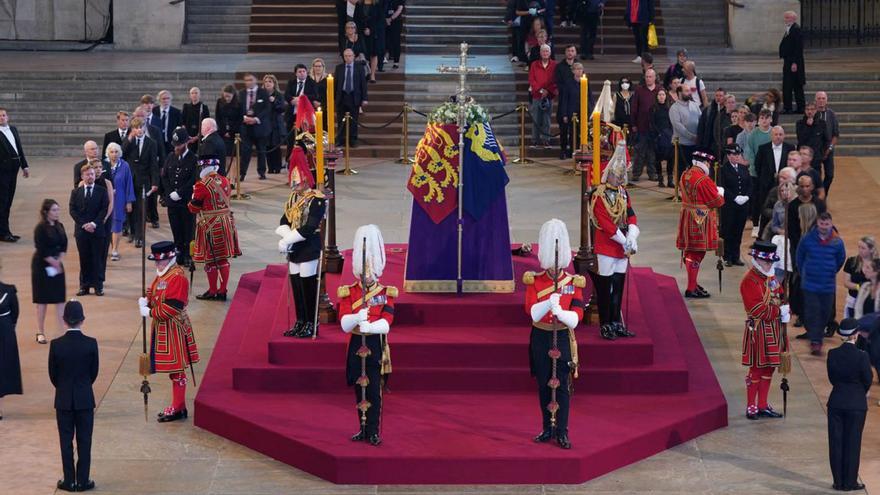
[523,270,585,329]
[592,184,637,259]
[630,84,659,133]
[740,268,787,368]
[676,166,724,252]
[528,59,558,101]
[337,282,397,327]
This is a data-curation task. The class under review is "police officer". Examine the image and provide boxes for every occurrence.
[827,318,872,491]
[718,143,752,266]
[160,127,197,267]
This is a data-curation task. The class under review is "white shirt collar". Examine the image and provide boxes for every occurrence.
[157,258,177,277]
[66,327,82,333]
[772,142,782,149]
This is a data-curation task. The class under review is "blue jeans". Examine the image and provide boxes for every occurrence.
[803,290,835,345]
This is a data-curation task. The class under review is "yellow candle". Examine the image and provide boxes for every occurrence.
[326,74,335,147]
[579,75,588,151]
[592,111,601,186]
[315,109,325,186]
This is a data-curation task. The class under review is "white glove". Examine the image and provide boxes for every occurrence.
[555,309,580,330]
[716,186,725,197]
[357,308,369,322]
[363,319,390,335]
[340,313,359,333]
[549,293,561,307]
[283,230,305,246]
[275,224,292,237]
[358,320,372,334]
[611,229,627,246]
[278,238,291,253]
[530,299,553,322]
[138,298,151,318]
[626,239,638,255]
[780,304,791,324]
[625,225,640,254]
[170,191,181,202]
[138,296,148,309]
[734,195,749,205]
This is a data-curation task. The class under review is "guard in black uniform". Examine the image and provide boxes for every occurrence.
[718,143,752,266]
[159,127,197,267]
[827,318,873,492]
[275,157,326,338]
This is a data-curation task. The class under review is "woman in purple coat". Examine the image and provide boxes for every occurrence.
[104,142,136,261]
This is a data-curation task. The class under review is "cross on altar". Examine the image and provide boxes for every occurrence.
[436,43,489,293]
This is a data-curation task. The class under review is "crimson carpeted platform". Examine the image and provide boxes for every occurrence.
[194,246,728,484]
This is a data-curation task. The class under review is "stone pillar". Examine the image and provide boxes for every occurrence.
[113,0,185,49]
[729,0,800,53]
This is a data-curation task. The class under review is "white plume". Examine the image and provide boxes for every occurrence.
[538,219,572,270]
[352,224,386,279]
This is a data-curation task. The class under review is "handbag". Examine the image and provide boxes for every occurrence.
[647,23,659,49]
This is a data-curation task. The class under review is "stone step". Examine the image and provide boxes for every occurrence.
[189,32,250,43]
[193,5,251,15]
[189,23,250,34]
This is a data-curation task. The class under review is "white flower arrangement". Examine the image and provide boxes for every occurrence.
[428,100,490,125]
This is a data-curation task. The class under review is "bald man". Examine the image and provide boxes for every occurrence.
[779,11,806,113]
[73,141,101,188]
[198,118,227,176]
[753,126,795,233]
[814,91,839,194]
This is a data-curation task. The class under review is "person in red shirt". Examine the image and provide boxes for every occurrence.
[528,44,557,148]
[337,224,395,446]
[523,219,586,449]
[676,151,725,298]
[590,142,639,340]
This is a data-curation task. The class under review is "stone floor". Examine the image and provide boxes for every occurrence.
[0,153,877,495]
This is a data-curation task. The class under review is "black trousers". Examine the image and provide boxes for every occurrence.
[76,233,105,290]
[579,13,600,56]
[675,143,696,181]
[529,326,572,434]
[56,408,94,486]
[558,118,579,156]
[782,69,805,112]
[167,206,194,262]
[267,145,283,173]
[146,192,159,224]
[240,127,267,179]
[821,151,835,195]
[590,272,611,325]
[721,203,749,262]
[828,407,866,489]
[128,189,147,242]
[750,178,762,225]
[630,23,649,56]
[98,219,112,283]
[337,93,360,145]
[347,334,383,436]
[0,169,18,236]
[386,20,403,63]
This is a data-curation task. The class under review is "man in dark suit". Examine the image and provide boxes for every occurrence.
[779,10,806,114]
[73,141,101,188]
[753,126,794,230]
[159,128,198,267]
[69,166,110,296]
[152,90,183,156]
[49,300,99,493]
[827,319,872,492]
[134,107,164,228]
[718,144,753,265]
[284,64,318,157]
[181,87,211,144]
[101,111,130,157]
[239,73,272,181]
[197,118,228,176]
[122,118,160,248]
[0,107,29,243]
[334,49,369,147]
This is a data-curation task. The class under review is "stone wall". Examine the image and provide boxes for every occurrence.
[729,0,801,53]
[0,0,110,40]
[112,0,185,50]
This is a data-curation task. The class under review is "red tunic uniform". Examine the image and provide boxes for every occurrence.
[188,171,241,262]
[740,267,787,368]
[147,264,199,374]
[591,184,637,259]
[523,271,587,327]
[676,166,724,252]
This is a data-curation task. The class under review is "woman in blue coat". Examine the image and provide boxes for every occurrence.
[104,142,136,261]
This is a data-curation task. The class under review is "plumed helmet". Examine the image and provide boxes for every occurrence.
[352,224,386,279]
[602,140,630,185]
[538,219,572,270]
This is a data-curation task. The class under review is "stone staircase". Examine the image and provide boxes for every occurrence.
[184,0,252,52]
[550,0,668,57]
[659,0,727,53]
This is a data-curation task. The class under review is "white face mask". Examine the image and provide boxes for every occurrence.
[621,83,630,91]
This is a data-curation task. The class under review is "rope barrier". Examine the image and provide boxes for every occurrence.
[411,109,430,118]
[523,107,561,138]
[356,109,406,130]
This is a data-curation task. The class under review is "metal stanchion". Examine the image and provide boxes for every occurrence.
[342,112,358,176]
[323,148,344,274]
[672,137,680,203]
[231,134,250,200]
[396,103,415,165]
[511,103,533,164]
[565,113,580,176]
[573,149,597,324]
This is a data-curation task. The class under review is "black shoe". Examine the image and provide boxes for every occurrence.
[846,483,865,491]
[824,320,838,338]
[135,239,144,248]
[0,234,17,242]
[725,260,733,267]
[599,323,618,340]
[214,292,227,301]
[559,151,568,160]
[351,430,366,441]
[240,174,246,182]
[368,434,382,446]
[10,234,20,240]
[151,221,160,229]
[758,406,783,418]
[196,291,216,300]
[795,332,810,340]
[57,480,77,492]
[76,288,90,296]
[283,321,305,337]
[534,430,553,443]
[157,408,188,422]
[77,480,96,492]
[832,484,843,491]
[259,174,267,180]
[667,180,675,188]
[685,290,710,299]
[393,63,399,69]
[556,433,572,449]
[296,321,316,338]
[733,259,745,266]
[613,322,636,338]
[94,288,104,296]
[746,411,759,420]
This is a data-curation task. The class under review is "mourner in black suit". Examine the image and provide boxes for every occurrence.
[239,73,273,181]
[159,128,198,266]
[101,111,131,156]
[0,108,29,242]
[181,89,211,142]
[72,141,102,189]
[779,11,806,114]
[334,49,369,147]
[284,65,319,131]
[718,144,753,265]
[49,301,98,493]
[122,119,160,246]
[197,118,228,177]
[69,166,109,296]
[753,130,795,227]
[827,319,873,492]
[152,90,183,155]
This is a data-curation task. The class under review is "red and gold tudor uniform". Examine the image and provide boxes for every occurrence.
[740,241,789,420]
[337,282,396,441]
[187,159,241,300]
[142,241,199,422]
[523,268,585,447]
[676,152,725,297]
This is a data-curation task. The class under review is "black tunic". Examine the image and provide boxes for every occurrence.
[0,282,22,397]
[31,221,68,304]
[280,192,326,263]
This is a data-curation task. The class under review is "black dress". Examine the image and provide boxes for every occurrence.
[31,221,68,304]
[0,282,22,397]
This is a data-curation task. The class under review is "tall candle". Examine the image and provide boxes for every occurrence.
[326,74,335,147]
[579,75,588,151]
[592,110,601,186]
[315,109,325,186]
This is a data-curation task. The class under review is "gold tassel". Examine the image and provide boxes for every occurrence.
[138,353,151,377]
[779,351,792,376]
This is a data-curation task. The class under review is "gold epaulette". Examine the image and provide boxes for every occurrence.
[573,275,586,288]
[522,271,536,285]
[385,286,399,298]
[311,189,326,199]
[337,285,351,298]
